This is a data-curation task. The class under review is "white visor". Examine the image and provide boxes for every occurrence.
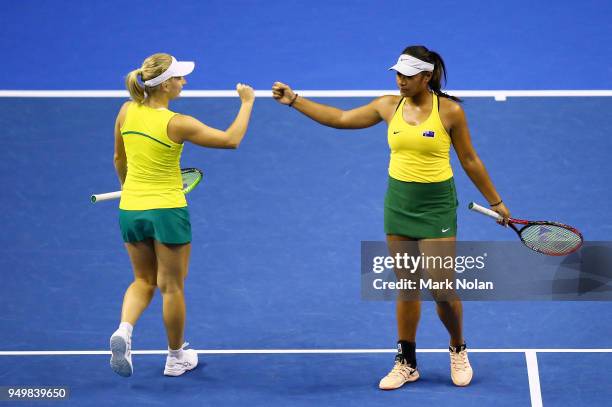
[388,54,434,76]
[143,56,195,87]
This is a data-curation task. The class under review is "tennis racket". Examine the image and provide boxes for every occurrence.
[91,168,203,203]
[469,202,583,256]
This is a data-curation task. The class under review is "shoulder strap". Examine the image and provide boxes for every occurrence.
[394,97,404,113]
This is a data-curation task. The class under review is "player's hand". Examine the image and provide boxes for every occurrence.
[272,82,296,105]
[236,83,255,104]
[491,202,510,226]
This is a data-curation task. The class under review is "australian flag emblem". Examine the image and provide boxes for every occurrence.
[422,130,435,137]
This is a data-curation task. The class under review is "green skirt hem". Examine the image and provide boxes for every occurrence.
[384,176,458,239]
[119,207,192,244]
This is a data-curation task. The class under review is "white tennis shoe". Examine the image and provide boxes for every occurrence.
[449,344,473,386]
[164,343,198,377]
[109,328,133,377]
[379,355,420,390]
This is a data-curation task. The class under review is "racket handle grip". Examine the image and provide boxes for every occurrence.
[91,191,122,203]
[468,202,502,220]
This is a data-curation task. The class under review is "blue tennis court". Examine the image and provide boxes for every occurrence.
[1,1,612,406]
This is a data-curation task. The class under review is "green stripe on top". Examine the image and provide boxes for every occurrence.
[122,131,171,148]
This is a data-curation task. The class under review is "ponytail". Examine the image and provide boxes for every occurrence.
[427,51,462,103]
[125,68,145,104]
[125,54,173,104]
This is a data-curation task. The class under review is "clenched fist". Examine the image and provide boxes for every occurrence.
[236,83,255,103]
[272,82,297,105]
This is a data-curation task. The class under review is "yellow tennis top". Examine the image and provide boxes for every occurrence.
[119,102,187,210]
[387,94,453,183]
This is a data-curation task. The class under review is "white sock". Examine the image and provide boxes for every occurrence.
[168,347,184,358]
[119,322,133,336]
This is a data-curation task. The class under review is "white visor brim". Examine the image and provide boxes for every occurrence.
[388,54,434,77]
[173,61,195,77]
[143,57,195,87]
[389,64,425,77]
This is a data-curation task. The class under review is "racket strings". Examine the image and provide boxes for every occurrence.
[181,170,200,189]
[520,224,582,255]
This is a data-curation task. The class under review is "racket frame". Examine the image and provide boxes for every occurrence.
[91,167,204,203]
[468,202,584,256]
[179,167,203,194]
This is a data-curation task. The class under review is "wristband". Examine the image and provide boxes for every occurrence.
[288,93,298,107]
[489,200,503,207]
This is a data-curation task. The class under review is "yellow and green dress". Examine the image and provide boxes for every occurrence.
[385,94,458,238]
[118,102,191,244]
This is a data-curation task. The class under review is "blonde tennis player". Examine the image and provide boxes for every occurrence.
[109,53,255,377]
[272,45,509,389]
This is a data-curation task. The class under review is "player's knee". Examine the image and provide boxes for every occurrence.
[158,281,183,295]
[432,290,459,303]
[157,273,184,294]
[135,275,156,288]
[435,298,461,310]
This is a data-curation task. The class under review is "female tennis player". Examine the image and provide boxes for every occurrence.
[109,53,255,377]
[272,45,510,389]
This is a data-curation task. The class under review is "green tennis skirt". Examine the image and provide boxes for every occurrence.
[119,207,191,244]
[384,176,458,239]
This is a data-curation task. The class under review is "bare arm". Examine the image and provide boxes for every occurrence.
[448,103,510,220]
[272,82,386,129]
[168,84,255,149]
[113,102,129,186]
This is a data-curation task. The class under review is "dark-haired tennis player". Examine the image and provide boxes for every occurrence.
[110,53,255,377]
[273,45,510,389]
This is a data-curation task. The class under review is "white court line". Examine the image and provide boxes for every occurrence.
[0,90,612,98]
[1,348,611,356]
[526,351,543,407]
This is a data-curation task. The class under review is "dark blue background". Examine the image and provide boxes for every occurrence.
[1,0,611,90]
